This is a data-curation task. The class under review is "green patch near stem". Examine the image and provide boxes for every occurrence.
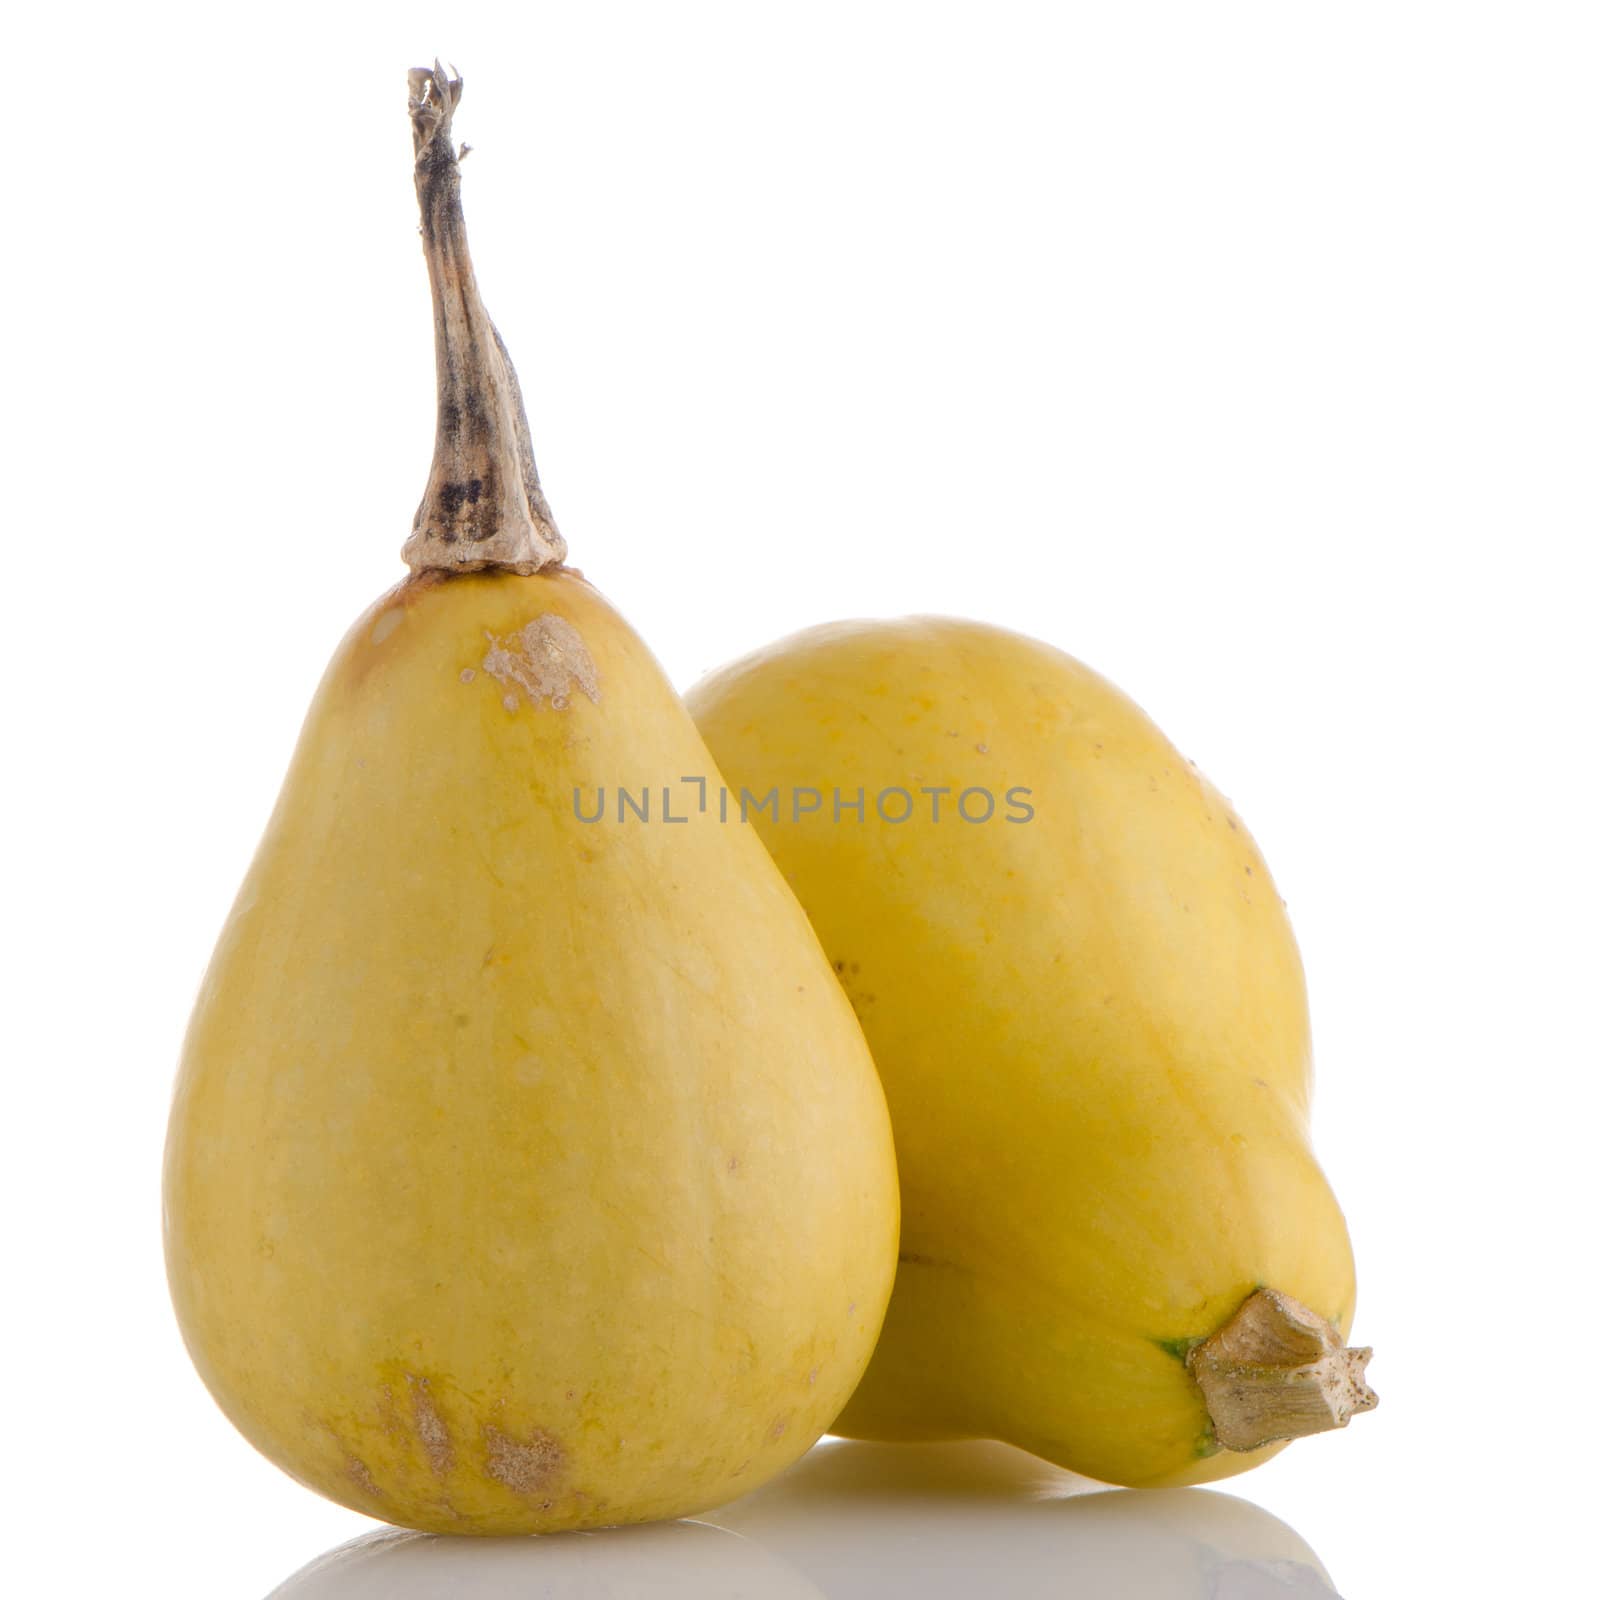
[1154,1334,1205,1362]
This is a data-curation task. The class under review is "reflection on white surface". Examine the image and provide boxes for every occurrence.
[717,1440,1339,1598]
[268,1518,824,1598]
[269,1439,1339,1599]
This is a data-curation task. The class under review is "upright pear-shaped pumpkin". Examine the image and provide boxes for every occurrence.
[163,68,897,1535]
[690,618,1374,1486]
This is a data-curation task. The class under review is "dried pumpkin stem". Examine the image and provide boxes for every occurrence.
[403,63,566,576]
[1188,1288,1377,1452]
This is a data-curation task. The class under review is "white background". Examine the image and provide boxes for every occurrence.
[7,3,1596,1594]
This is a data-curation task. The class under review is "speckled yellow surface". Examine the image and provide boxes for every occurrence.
[165,570,898,1533]
[691,618,1358,1487]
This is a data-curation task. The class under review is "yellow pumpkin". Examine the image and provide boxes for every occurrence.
[689,617,1373,1486]
[163,68,897,1534]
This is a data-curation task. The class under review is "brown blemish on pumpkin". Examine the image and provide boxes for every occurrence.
[408,1374,455,1477]
[769,1416,789,1441]
[483,615,600,712]
[402,569,452,599]
[377,1385,407,1438]
[345,1454,382,1499]
[484,1424,564,1495]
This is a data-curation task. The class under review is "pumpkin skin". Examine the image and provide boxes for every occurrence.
[164,572,898,1533]
[688,617,1359,1486]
